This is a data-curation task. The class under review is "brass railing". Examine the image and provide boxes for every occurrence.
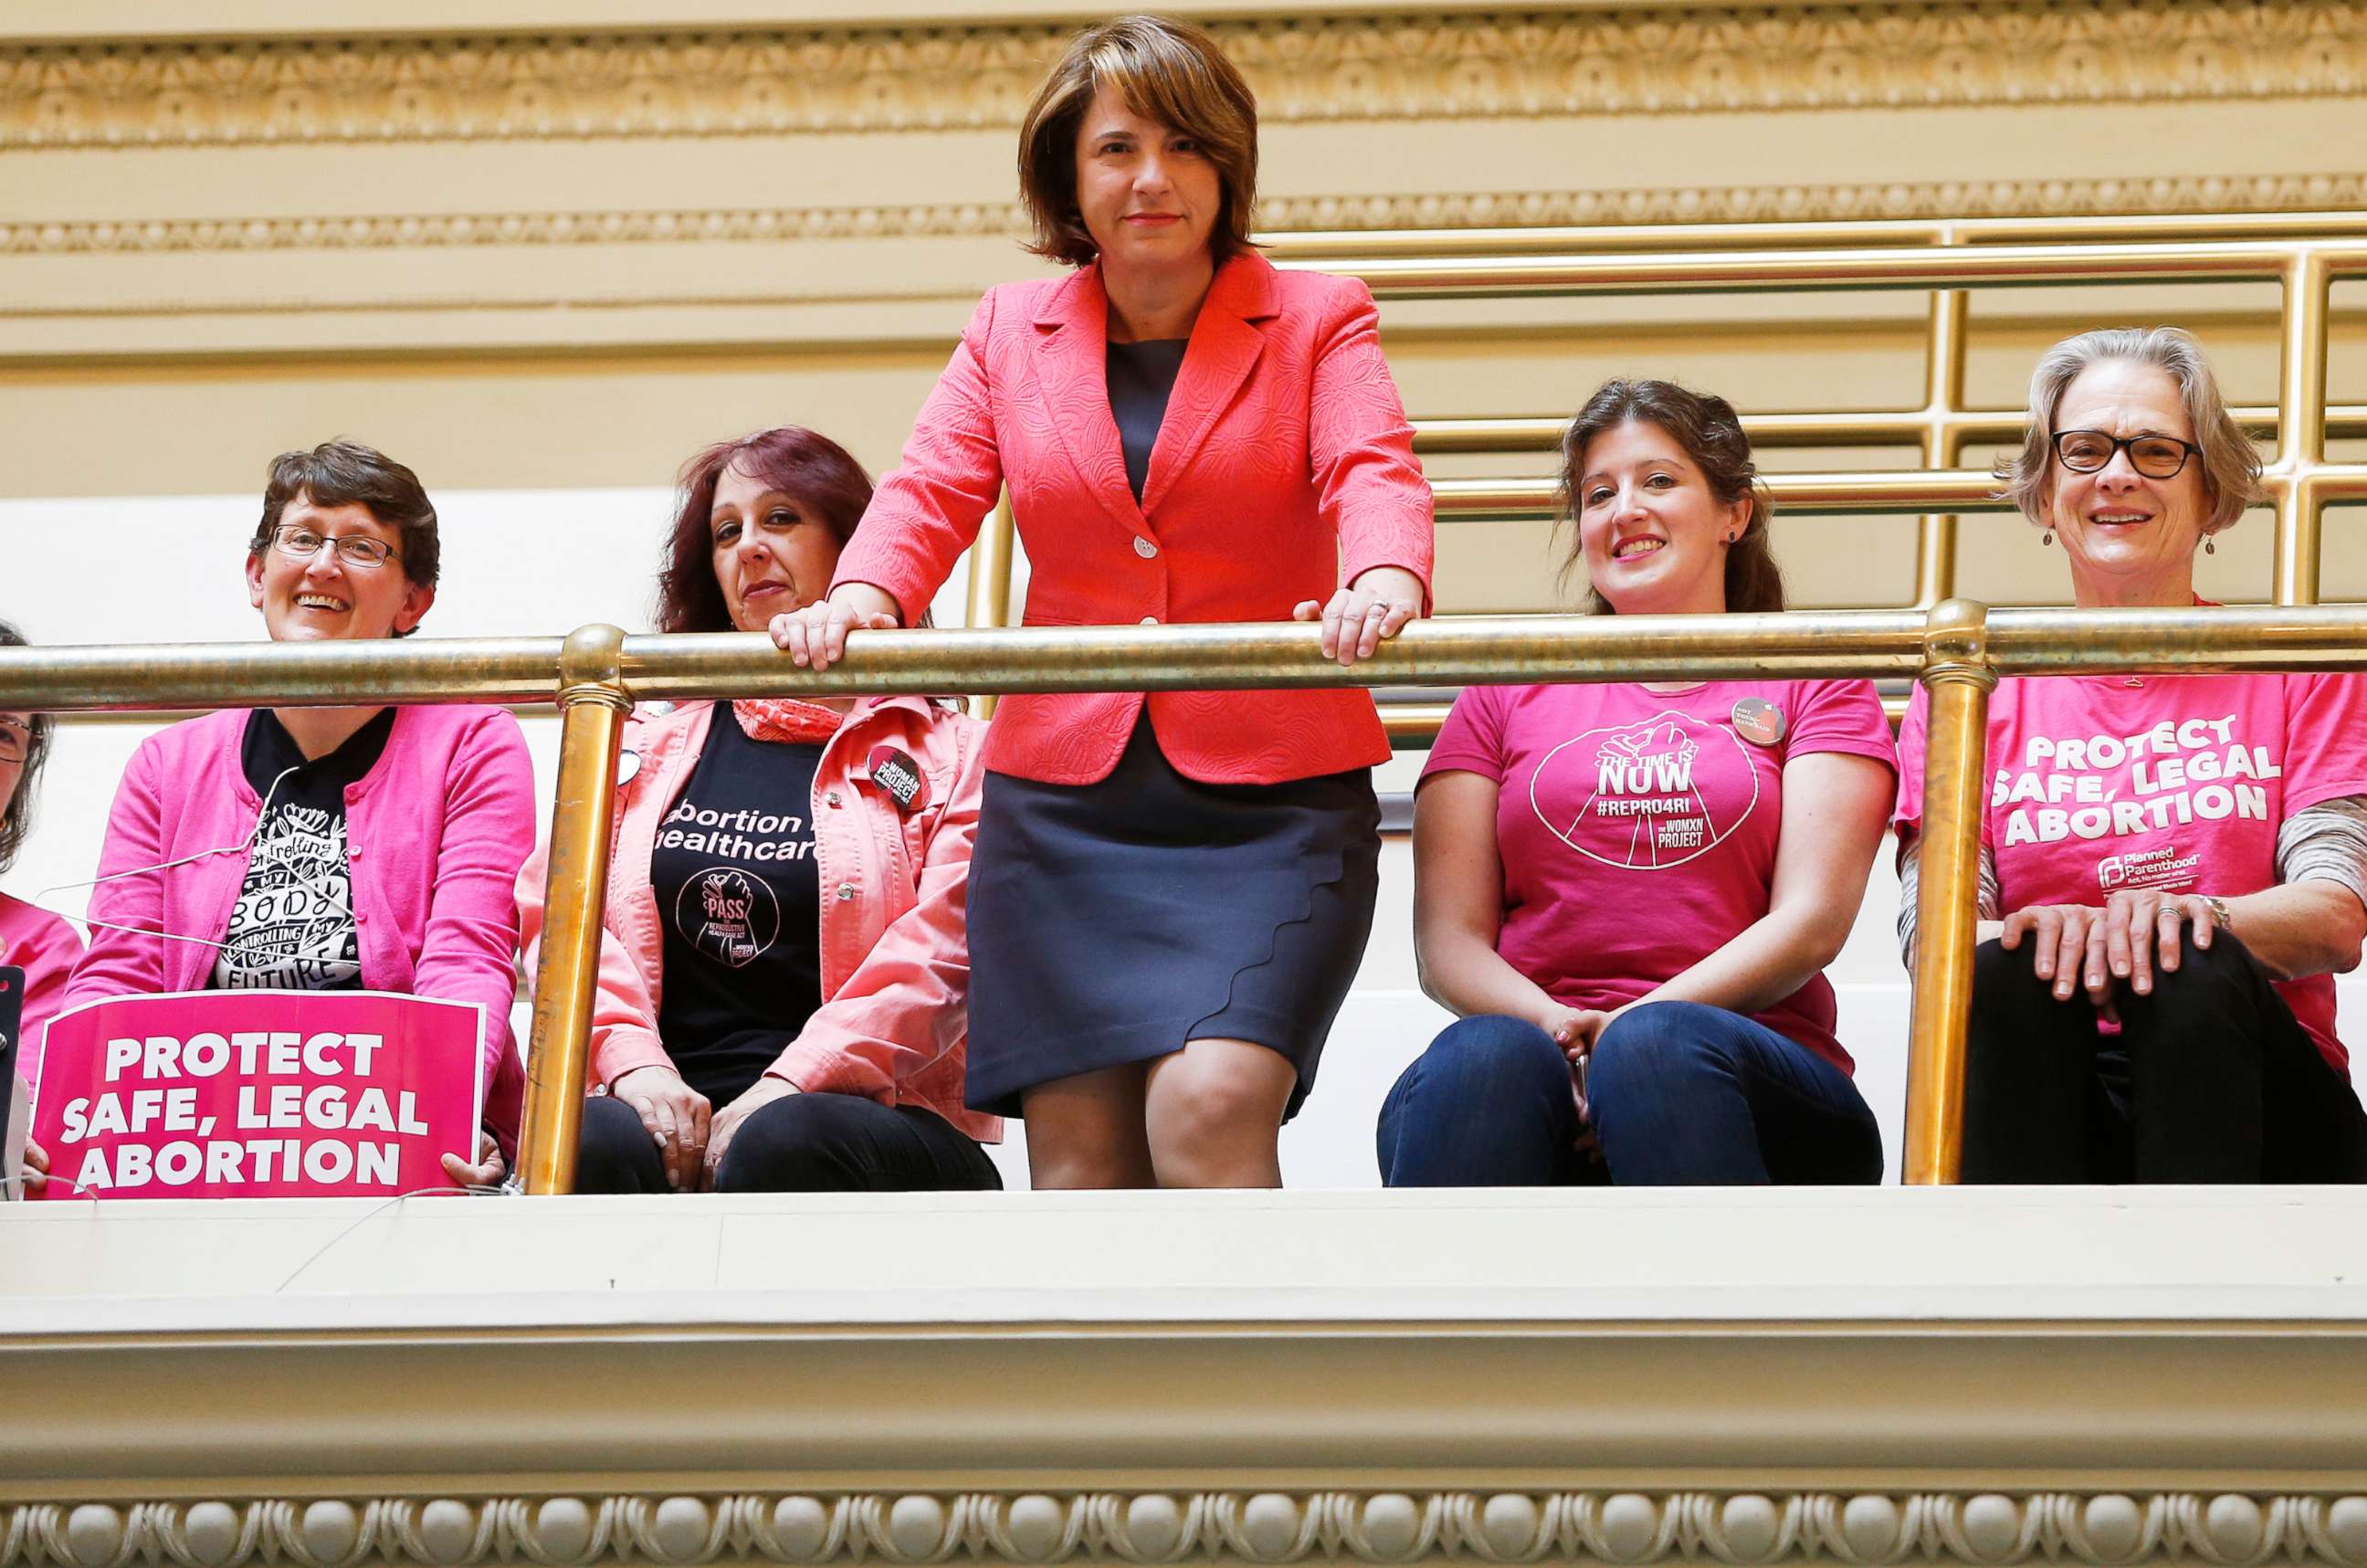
[948,216,2364,745]
[11,604,2367,1192]
[5,218,2361,1194]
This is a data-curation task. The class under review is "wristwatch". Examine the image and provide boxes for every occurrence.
[2200,895,2233,932]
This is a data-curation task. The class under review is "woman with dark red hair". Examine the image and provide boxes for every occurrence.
[519,427,1002,1193]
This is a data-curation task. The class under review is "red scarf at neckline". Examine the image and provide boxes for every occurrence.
[731,698,846,744]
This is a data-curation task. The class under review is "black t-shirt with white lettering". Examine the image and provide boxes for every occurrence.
[213,708,394,992]
[650,717,825,1106]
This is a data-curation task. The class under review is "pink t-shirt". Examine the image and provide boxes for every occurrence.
[1894,671,2367,1074]
[0,891,83,1076]
[1424,679,1897,1074]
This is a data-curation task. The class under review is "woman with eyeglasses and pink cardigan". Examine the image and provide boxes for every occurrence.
[30,442,534,1195]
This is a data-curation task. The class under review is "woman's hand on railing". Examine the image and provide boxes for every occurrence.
[701,1075,798,1192]
[611,1064,712,1192]
[1294,565,1423,668]
[769,585,904,673]
[20,1135,48,1196]
[1999,891,2217,1005]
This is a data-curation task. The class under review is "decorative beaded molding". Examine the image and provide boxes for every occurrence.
[10,1493,2367,1568]
[5,174,2362,258]
[3,3,2364,150]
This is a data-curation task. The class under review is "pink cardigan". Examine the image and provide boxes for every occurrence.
[2,891,83,1074]
[58,706,537,1155]
[834,251,1435,786]
[516,698,1000,1144]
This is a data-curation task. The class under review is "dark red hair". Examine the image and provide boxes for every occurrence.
[656,427,875,634]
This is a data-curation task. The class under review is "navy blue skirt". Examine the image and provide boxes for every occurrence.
[965,717,1381,1121]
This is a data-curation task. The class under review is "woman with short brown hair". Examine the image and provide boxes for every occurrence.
[773,14,1435,1189]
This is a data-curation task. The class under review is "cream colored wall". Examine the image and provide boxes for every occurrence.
[5,3,2367,610]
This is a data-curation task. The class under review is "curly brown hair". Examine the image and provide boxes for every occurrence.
[656,428,876,635]
[1557,379,1787,616]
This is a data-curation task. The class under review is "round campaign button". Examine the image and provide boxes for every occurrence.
[1730,697,1786,748]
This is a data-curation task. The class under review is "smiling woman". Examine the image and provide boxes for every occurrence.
[41,442,536,1195]
[1894,328,2367,1184]
[515,427,1001,1196]
[1381,379,1899,1189]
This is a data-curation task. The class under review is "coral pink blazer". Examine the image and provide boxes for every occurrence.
[515,698,999,1144]
[832,250,1435,786]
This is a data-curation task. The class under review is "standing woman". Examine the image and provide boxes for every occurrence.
[773,15,1434,1188]
[1896,327,2367,1182]
[1,620,85,1195]
[1381,381,1896,1186]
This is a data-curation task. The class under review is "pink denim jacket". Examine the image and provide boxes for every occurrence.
[516,697,1000,1144]
[58,706,537,1155]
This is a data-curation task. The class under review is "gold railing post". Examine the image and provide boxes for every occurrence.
[1903,597,1995,1185]
[2272,249,2333,607]
[964,491,1017,719]
[516,623,630,1195]
[1914,288,1970,608]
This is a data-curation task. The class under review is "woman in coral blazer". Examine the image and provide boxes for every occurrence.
[774,16,1434,1189]
[517,426,1001,1195]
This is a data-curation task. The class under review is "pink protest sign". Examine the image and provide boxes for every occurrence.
[30,989,485,1200]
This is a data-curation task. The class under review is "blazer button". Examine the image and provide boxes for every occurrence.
[836,882,856,901]
[1134,536,1159,559]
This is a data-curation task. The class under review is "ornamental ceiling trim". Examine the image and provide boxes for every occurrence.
[5,173,2362,256]
[7,1490,2367,1568]
[3,3,2363,150]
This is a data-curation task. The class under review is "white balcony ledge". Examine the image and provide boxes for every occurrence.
[6,1188,2367,1567]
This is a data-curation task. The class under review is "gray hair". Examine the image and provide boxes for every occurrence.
[1999,326,2263,537]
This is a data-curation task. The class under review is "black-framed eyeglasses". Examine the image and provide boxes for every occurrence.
[2051,429,2202,479]
[269,521,401,570]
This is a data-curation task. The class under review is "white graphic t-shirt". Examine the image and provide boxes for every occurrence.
[1423,678,1896,1074]
[213,709,392,992]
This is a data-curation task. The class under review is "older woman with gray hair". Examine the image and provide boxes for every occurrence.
[1893,326,2367,1183]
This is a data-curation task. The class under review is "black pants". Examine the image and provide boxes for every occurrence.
[574,1089,1003,1194]
[1964,934,2367,1183]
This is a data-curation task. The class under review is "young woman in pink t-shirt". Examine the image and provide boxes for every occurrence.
[1895,328,2367,1183]
[1382,380,1898,1185]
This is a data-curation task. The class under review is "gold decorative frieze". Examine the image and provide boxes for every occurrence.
[2,3,2363,150]
[5,174,2362,258]
[9,1491,2367,1567]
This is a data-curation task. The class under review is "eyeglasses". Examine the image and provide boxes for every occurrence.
[0,718,31,765]
[268,522,400,570]
[2051,429,2202,479]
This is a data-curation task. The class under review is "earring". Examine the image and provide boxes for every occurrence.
[2204,536,2216,555]
[1724,531,1739,544]
[2041,529,2054,547]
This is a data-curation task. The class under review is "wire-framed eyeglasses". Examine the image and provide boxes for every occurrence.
[0,716,32,766]
[2051,429,2203,479]
[268,522,401,570]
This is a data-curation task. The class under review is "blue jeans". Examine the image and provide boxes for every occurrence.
[1377,1003,1883,1186]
